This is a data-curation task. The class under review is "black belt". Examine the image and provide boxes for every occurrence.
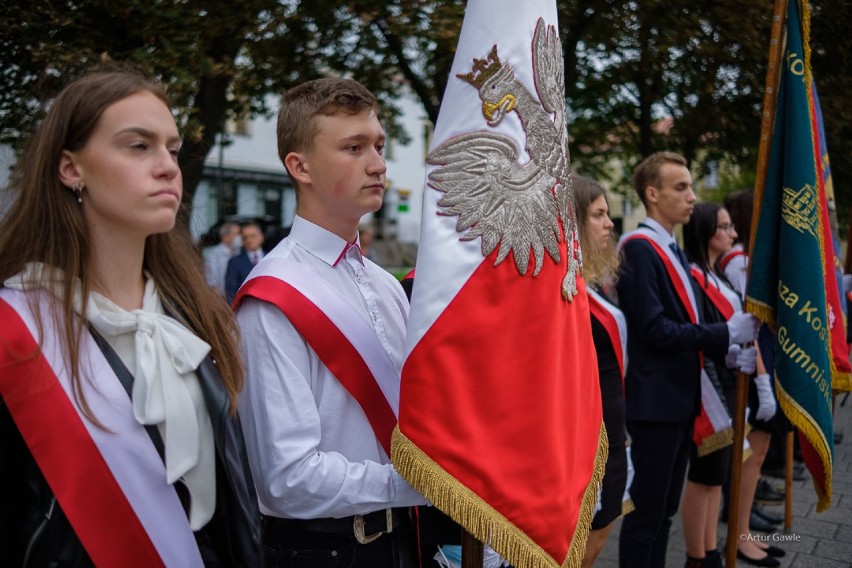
[264,507,408,544]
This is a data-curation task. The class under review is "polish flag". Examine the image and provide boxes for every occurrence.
[391,1,606,566]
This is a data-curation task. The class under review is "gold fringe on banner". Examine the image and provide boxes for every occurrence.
[744,298,776,331]
[775,381,833,511]
[696,427,734,457]
[832,373,852,392]
[391,423,608,568]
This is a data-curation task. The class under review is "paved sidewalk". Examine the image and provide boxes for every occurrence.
[594,395,852,567]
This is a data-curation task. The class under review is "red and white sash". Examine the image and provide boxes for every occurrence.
[0,289,202,567]
[689,266,742,319]
[620,230,732,455]
[620,228,698,322]
[587,287,627,380]
[233,257,399,455]
[718,247,745,272]
[719,244,748,300]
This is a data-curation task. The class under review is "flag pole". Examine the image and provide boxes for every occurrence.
[785,431,794,530]
[462,529,484,567]
[726,370,749,568]
[728,0,787,566]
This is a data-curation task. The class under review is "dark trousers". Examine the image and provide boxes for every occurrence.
[263,514,418,568]
[619,419,693,568]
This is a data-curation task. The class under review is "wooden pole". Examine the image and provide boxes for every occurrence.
[461,529,484,568]
[728,1,788,566]
[746,0,788,259]
[784,431,794,531]
[725,371,749,568]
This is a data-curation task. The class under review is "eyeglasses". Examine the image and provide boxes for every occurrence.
[715,223,735,233]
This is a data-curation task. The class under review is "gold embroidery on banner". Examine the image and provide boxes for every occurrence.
[391,423,608,568]
[781,184,818,238]
[427,18,580,301]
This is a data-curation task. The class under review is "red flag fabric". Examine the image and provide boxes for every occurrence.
[391,2,606,566]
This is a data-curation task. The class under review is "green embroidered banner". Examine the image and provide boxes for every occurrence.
[746,0,848,512]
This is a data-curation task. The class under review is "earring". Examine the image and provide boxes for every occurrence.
[71,182,83,204]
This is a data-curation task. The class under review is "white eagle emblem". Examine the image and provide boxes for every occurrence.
[426,18,580,300]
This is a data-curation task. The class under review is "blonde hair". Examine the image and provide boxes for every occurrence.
[0,70,244,417]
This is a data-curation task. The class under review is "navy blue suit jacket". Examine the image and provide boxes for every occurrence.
[225,251,255,304]
[616,237,729,422]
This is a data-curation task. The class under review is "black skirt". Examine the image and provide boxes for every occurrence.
[590,316,628,530]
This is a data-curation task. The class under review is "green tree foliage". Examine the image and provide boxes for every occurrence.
[0,1,848,226]
[0,0,284,205]
[0,0,464,206]
[560,0,771,190]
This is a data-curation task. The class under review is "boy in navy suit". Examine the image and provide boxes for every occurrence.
[616,152,758,568]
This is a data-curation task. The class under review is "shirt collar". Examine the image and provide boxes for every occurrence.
[639,217,676,246]
[289,216,363,267]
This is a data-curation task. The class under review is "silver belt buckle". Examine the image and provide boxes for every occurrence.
[353,508,393,544]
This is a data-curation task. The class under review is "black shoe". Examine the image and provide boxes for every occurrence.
[753,504,783,524]
[762,545,786,558]
[703,549,723,568]
[755,479,784,503]
[737,550,780,567]
[749,511,779,533]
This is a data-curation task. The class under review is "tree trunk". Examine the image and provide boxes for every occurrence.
[178,71,233,213]
[178,15,261,217]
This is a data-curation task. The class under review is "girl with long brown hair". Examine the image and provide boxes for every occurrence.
[575,176,631,568]
[0,70,260,566]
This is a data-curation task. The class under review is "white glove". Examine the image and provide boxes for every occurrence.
[754,373,777,421]
[736,346,757,375]
[727,311,759,345]
[725,344,742,368]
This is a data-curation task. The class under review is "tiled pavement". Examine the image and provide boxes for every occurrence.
[594,395,852,567]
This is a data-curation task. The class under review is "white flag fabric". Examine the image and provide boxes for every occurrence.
[392,1,607,566]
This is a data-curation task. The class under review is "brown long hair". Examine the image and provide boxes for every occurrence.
[724,189,754,252]
[574,176,619,286]
[0,70,243,416]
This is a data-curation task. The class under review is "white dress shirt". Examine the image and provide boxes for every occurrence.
[236,216,426,519]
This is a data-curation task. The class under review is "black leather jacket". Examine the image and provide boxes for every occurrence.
[0,354,263,567]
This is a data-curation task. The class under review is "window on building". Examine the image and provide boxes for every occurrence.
[262,186,282,225]
[226,115,251,137]
[218,181,238,219]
